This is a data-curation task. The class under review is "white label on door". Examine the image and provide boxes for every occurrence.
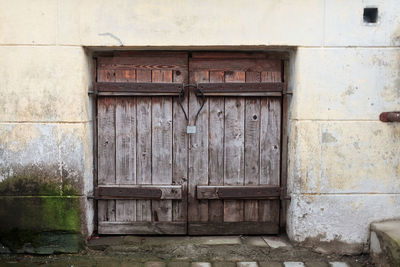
[187,126,196,134]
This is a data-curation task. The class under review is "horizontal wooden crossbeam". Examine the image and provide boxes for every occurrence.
[99,221,186,235]
[94,185,182,200]
[94,82,183,96]
[189,221,279,235]
[197,82,283,96]
[196,185,280,200]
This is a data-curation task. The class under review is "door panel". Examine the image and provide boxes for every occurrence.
[188,53,282,235]
[96,52,188,234]
[95,51,282,235]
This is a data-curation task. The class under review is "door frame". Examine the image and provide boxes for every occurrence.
[90,50,291,234]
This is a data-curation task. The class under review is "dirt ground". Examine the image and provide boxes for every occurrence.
[0,235,374,266]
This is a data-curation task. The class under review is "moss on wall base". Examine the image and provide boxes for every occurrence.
[0,196,83,254]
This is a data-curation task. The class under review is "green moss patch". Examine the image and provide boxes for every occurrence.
[1,231,83,254]
[0,196,82,254]
[0,167,78,196]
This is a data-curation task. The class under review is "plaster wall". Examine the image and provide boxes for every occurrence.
[0,0,399,253]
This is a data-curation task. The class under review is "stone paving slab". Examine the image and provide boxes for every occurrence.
[328,262,349,267]
[213,262,236,267]
[191,263,212,267]
[304,261,329,267]
[262,237,292,249]
[259,262,283,267]
[241,237,270,247]
[237,262,259,267]
[283,262,304,266]
[196,236,242,245]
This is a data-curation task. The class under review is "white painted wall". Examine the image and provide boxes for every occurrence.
[0,0,399,252]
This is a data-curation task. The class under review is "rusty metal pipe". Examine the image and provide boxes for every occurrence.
[380,112,400,122]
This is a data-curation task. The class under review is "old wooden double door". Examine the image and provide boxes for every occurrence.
[95,52,283,235]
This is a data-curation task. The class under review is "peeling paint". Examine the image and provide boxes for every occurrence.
[0,124,40,152]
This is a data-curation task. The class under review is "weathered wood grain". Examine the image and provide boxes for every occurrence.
[197,82,283,94]
[244,71,261,222]
[97,59,117,225]
[188,222,279,235]
[115,66,136,223]
[97,97,116,223]
[196,186,280,199]
[280,59,290,230]
[98,55,187,71]
[188,70,209,222]
[191,52,269,59]
[223,71,245,222]
[115,97,136,222]
[97,53,190,234]
[190,51,289,60]
[188,55,283,234]
[115,69,136,82]
[95,185,183,200]
[97,69,115,82]
[136,69,152,222]
[99,221,186,235]
[259,72,282,223]
[151,69,173,222]
[190,59,281,72]
[95,82,182,95]
[172,67,188,222]
[208,71,225,222]
[261,71,281,82]
[96,52,284,235]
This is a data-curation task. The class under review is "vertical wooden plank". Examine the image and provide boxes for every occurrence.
[136,69,152,222]
[261,71,281,82]
[115,97,137,222]
[223,71,245,222]
[98,69,115,82]
[208,71,224,222]
[92,58,99,231]
[244,71,261,222]
[152,70,173,222]
[97,64,116,224]
[188,70,209,222]
[172,68,188,222]
[137,69,152,83]
[280,60,289,230]
[115,69,136,82]
[97,97,116,222]
[259,72,281,223]
[115,70,137,222]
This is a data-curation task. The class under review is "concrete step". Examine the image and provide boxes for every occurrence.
[370,220,400,266]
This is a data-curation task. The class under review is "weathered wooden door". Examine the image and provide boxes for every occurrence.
[95,52,188,234]
[95,52,283,235]
[187,53,282,235]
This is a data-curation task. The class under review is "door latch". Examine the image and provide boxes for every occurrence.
[178,84,206,134]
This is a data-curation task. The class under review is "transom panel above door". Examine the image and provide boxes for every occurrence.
[94,51,283,235]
